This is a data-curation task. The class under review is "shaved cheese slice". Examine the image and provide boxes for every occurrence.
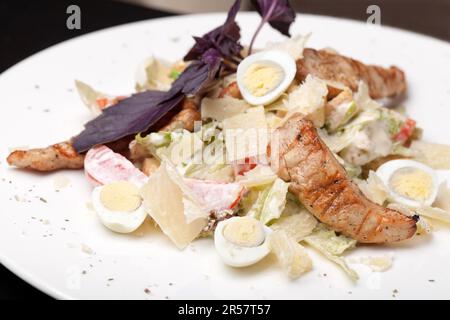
[264,34,310,60]
[434,182,450,211]
[411,141,450,170]
[235,165,277,188]
[223,106,268,162]
[84,145,148,187]
[282,75,328,127]
[355,171,389,205]
[269,230,312,279]
[140,161,208,249]
[201,96,250,121]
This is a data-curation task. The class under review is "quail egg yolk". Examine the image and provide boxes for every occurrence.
[222,217,265,247]
[242,61,284,97]
[389,167,433,201]
[100,181,142,212]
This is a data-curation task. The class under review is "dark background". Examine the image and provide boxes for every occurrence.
[0,0,448,300]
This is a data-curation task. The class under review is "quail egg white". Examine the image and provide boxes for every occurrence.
[236,50,296,106]
[92,181,147,233]
[214,216,272,267]
[376,159,439,208]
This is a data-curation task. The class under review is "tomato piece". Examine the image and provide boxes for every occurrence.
[84,145,148,187]
[394,118,416,143]
[96,98,109,110]
[234,157,258,176]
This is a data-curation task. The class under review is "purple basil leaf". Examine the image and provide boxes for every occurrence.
[73,91,184,153]
[184,0,243,62]
[73,50,222,153]
[178,50,222,95]
[73,1,241,153]
[249,0,296,53]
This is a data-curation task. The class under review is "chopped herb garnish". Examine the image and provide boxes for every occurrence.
[169,70,181,79]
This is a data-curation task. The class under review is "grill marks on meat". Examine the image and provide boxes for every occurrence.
[269,114,416,243]
[296,48,407,99]
[7,141,85,172]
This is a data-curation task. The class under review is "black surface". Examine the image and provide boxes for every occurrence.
[1,0,448,300]
[293,0,450,42]
[0,0,173,300]
[0,0,172,73]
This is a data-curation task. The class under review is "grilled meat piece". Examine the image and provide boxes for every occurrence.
[268,114,417,243]
[7,98,200,172]
[159,98,200,132]
[296,48,407,99]
[7,141,84,172]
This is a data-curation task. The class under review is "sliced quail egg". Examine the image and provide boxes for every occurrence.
[92,181,147,233]
[237,50,296,106]
[214,216,272,267]
[376,159,439,208]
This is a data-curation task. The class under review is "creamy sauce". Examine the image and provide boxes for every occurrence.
[342,121,392,166]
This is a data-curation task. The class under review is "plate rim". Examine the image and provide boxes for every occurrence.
[1,12,449,300]
[1,12,449,78]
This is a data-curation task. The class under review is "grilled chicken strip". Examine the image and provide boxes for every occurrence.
[220,48,406,101]
[7,98,200,172]
[268,114,417,243]
[7,141,85,172]
[159,98,200,132]
[296,48,407,99]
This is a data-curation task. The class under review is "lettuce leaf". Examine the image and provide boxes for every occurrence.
[246,187,271,218]
[270,200,317,242]
[304,224,359,281]
[259,178,290,224]
[319,126,361,154]
[327,101,358,132]
[235,165,277,188]
[201,96,250,121]
[182,128,235,182]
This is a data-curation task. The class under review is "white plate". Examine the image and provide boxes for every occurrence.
[1,13,450,300]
